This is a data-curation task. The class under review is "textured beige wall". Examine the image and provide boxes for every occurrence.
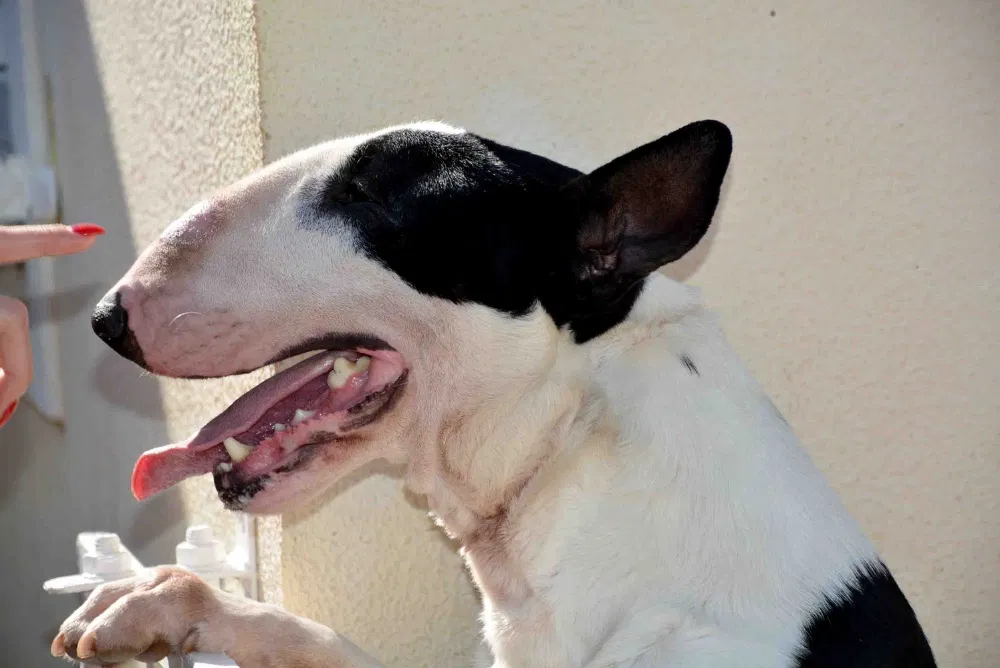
[79,0,266,541]
[256,1,999,666]
[0,0,270,664]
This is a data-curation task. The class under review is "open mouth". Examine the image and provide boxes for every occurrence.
[131,345,408,509]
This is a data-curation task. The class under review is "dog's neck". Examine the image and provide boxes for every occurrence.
[415,311,591,525]
[407,274,703,604]
[425,366,595,604]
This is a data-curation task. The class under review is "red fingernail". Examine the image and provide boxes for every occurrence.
[70,223,106,236]
[0,400,17,428]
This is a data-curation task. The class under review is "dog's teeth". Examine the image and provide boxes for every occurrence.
[273,423,287,432]
[216,461,233,473]
[327,368,350,389]
[291,409,315,425]
[327,357,353,389]
[223,437,254,463]
[327,355,371,389]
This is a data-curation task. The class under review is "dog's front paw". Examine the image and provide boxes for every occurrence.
[52,566,222,665]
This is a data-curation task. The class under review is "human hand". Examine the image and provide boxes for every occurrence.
[0,223,104,427]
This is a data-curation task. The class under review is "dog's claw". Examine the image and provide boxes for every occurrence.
[50,632,65,657]
[77,631,98,659]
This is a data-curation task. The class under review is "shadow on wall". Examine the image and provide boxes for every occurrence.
[0,2,185,664]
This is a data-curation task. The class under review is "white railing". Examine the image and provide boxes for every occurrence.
[43,515,257,667]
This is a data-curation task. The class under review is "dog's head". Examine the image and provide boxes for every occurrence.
[94,120,731,513]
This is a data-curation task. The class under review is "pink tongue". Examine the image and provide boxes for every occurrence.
[132,444,228,500]
[131,351,340,500]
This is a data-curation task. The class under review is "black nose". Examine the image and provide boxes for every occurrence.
[92,292,146,366]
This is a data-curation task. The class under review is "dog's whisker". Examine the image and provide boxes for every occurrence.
[168,311,205,329]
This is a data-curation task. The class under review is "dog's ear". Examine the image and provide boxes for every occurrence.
[562,120,732,304]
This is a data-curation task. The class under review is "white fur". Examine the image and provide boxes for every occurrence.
[451,274,879,667]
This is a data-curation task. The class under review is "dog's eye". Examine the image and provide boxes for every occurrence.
[333,181,371,205]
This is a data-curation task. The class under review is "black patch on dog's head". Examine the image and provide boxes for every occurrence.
[310,122,732,342]
[313,129,572,317]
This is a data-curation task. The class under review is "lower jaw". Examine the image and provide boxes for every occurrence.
[214,442,322,510]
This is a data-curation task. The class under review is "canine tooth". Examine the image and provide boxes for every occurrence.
[273,423,287,432]
[216,461,233,473]
[223,437,254,463]
[292,409,315,425]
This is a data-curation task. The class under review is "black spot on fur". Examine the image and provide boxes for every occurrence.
[680,354,699,376]
[796,564,936,667]
[311,129,576,319]
[308,124,729,343]
[309,129,609,333]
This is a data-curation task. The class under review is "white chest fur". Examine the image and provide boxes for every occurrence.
[468,275,878,668]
